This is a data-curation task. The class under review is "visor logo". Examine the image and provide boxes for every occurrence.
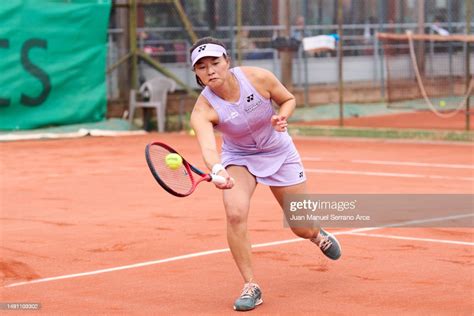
[198,45,206,52]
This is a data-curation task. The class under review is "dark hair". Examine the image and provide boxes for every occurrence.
[190,37,228,88]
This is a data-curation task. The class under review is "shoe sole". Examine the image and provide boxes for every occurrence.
[233,298,263,311]
[321,229,342,260]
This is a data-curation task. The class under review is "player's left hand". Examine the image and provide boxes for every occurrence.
[271,115,288,132]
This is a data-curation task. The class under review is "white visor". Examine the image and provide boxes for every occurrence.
[191,43,227,67]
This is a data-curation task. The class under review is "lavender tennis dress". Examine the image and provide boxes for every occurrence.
[201,67,306,186]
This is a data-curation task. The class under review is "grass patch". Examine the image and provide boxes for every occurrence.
[289,125,474,142]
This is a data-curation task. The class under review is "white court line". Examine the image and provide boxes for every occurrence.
[302,157,474,169]
[293,135,474,146]
[350,160,474,170]
[4,213,473,288]
[346,232,474,246]
[302,157,323,162]
[305,168,474,181]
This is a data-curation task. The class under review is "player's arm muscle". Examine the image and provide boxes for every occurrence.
[190,97,221,170]
[242,67,296,118]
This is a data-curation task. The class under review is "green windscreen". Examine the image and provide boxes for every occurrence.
[0,0,112,130]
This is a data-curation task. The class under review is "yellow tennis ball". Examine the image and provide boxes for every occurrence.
[165,153,183,170]
[439,100,446,107]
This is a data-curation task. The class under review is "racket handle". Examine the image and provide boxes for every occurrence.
[210,174,227,185]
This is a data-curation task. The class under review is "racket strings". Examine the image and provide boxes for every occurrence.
[148,146,193,194]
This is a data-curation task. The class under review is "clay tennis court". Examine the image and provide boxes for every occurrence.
[1,134,473,314]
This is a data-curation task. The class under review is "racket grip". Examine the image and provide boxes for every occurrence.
[210,174,227,185]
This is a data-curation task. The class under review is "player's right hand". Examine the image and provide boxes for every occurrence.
[214,169,235,190]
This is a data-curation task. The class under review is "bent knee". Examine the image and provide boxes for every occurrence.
[226,211,248,226]
[224,204,249,226]
[290,227,315,239]
[224,200,249,226]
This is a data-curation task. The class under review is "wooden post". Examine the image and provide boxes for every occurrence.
[280,0,293,90]
[416,0,425,76]
[173,0,197,43]
[116,3,130,100]
[129,0,138,91]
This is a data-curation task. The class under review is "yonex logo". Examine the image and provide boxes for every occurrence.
[299,171,304,178]
[244,99,263,113]
[198,45,206,52]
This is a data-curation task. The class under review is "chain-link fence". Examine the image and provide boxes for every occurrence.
[107,0,472,130]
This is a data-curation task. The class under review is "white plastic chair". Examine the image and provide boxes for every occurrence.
[129,76,176,132]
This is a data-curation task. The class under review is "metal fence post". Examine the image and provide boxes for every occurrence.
[338,0,344,127]
[378,0,385,101]
[466,0,472,131]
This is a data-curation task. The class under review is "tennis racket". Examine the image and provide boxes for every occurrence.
[145,142,226,197]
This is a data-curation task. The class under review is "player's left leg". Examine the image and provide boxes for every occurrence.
[270,183,342,260]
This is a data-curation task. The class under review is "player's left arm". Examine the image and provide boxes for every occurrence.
[265,71,296,118]
[253,67,296,131]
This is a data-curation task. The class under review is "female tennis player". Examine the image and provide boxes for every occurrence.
[189,37,341,311]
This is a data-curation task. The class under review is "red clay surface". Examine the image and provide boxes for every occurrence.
[299,110,472,130]
[1,134,473,315]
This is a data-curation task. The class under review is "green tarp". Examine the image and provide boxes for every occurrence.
[0,0,111,130]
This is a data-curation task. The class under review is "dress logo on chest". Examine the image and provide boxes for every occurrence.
[244,94,263,114]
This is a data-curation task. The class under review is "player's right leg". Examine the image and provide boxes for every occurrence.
[223,165,262,311]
